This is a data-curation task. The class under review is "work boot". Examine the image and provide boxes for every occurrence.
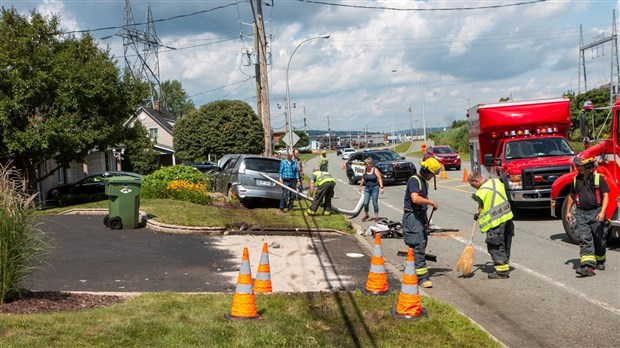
[596,263,606,271]
[488,272,510,279]
[420,278,433,288]
[323,210,332,216]
[576,266,596,277]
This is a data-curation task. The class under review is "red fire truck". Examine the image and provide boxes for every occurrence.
[550,100,620,243]
[467,98,576,214]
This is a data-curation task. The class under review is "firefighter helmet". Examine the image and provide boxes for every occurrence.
[420,158,442,175]
[583,100,594,111]
[573,156,596,167]
[321,150,327,155]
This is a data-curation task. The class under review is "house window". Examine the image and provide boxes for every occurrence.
[58,167,65,185]
[149,128,159,143]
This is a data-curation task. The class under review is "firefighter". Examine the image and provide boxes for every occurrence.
[565,156,609,277]
[305,168,336,216]
[319,150,329,172]
[402,157,441,288]
[467,172,514,279]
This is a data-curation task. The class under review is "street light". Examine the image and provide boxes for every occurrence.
[420,76,426,143]
[285,34,330,152]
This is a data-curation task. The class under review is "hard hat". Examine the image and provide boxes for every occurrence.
[421,158,442,175]
[583,100,594,111]
[573,156,595,167]
[321,150,326,155]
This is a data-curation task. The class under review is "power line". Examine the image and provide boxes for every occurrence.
[296,0,546,11]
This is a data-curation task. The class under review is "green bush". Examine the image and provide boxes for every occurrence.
[0,164,48,303]
[141,165,212,202]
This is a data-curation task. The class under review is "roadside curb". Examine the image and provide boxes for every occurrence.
[58,208,348,236]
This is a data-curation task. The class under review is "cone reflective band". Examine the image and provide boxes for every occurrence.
[254,243,273,293]
[226,247,261,320]
[363,233,390,295]
[392,248,427,319]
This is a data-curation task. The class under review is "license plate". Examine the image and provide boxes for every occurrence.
[256,179,274,187]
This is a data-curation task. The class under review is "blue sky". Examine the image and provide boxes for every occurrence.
[2,0,618,134]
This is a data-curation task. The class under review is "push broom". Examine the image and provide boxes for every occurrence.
[455,219,477,276]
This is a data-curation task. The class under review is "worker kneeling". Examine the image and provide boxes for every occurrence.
[306,168,336,216]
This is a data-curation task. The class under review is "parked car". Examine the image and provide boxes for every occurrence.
[423,145,461,170]
[345,149,416,185]
[341,148,357,160]
[46,171,144,206]
[211,154,282,205]
[189,161,217,173]
[335,145,346,156]
[217,154,240,169]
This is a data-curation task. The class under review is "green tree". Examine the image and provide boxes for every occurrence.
[122,121,161,175]
[0,8,141,188]
[563,87,610,141]
[173,100,264,161]
[160,80,195,118]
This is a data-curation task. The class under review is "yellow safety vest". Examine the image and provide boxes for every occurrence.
[319,155,328,165]
[475,178,513,232]
[313,171,336,186]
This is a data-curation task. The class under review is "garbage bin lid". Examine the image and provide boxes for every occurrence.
[106,176,143,184]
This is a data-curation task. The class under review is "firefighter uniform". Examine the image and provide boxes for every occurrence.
[472,177,514,278]
[402,158,441,288]
[569,169,609,276]
[319,151,329,172]
[307,171,336,215]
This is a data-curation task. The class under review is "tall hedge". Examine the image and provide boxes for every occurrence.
[173,100,264,161]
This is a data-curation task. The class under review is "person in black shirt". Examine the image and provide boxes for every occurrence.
[565,156,609,277]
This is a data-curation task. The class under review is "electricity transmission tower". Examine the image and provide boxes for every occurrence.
[578,10,620,105]
[119,0,167,108]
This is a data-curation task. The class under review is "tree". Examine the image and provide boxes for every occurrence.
[0,8,141,189]
[121,121,161,175]
[173,100,264,161]
[563,87,610,140]
[160,80,195,118]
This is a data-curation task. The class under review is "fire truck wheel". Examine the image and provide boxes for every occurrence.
[561,199,579,244]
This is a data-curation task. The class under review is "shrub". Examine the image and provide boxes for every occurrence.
[141,165,213,204]
[0,164,48,303]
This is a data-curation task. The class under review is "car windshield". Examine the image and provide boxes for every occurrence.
[244,158,280,173]
[369,151,401,161]
[433,147,454,154]
[505,138,575,160]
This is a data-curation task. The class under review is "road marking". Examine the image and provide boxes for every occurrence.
[451,235,620,316]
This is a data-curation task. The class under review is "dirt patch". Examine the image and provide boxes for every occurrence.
[0,291,125,314]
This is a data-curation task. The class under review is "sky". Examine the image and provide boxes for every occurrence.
[2,0,619,135]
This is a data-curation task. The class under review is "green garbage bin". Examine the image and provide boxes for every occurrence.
[103,176,142,230]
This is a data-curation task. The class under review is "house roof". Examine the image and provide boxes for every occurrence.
[125,106,177,135]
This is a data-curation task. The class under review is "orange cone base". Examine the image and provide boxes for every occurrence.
[361,288,391,296]
[391,307,427,320]
[224,313,263,320]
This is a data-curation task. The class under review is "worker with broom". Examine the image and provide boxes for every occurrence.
[402,158,442,288]
[467,172,514,279]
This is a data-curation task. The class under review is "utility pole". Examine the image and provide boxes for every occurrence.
[253,0,272,156]
[303,107,308,135]
[408,107,414,142]
[327,116,331,150]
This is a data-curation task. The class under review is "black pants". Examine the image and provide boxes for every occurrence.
[402,211,430,280]
[574,208,607,267]
[485,220,514,273]
[309,182,335,212]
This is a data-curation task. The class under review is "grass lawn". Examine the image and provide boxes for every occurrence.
[0,292,500,347]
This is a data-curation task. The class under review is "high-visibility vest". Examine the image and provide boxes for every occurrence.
[313,171,336,186]
[573,173,601,207]
[319,155,328,165]
[476,178,513,232]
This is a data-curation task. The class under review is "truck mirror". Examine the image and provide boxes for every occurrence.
[483,154,495,166]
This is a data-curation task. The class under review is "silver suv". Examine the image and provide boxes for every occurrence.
[212,155,282,205]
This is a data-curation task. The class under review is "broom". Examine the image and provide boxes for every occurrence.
[455,219,477,276]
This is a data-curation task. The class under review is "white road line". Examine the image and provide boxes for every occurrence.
[451,235,620,316]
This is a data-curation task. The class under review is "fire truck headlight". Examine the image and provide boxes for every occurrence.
[508,175,522,190]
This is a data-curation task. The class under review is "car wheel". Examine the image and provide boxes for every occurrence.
[103,215,110,227]
[109,216,123,230]
[347,170,357,185]
[561,199,579,244]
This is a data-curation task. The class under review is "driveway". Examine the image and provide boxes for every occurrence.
[26,215,399,293]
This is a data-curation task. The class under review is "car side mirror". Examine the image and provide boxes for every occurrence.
[483,154,496,166]
[400,156,406,160]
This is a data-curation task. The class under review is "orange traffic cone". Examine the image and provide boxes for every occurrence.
[342,162,346,169]
[254,242,273,293]
[440,170,447,179]
[462,168,469,182]
[392,247,427,319]
[225,247,261,320]
[362,233,390,295]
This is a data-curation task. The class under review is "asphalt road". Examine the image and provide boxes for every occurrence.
[26,215,399,293]
[314,147,620,348]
